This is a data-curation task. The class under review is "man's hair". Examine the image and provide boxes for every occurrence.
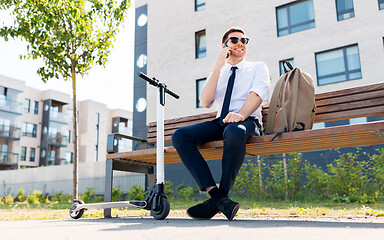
[222,27,245,44]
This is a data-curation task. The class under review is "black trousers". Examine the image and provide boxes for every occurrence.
[172,117,257,194]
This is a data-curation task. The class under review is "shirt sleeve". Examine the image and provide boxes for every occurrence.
[249,62,271,102]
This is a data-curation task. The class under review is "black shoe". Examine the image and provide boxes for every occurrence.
[186,198,220,220]
[215,198,240,221]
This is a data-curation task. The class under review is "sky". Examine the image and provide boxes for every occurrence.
[0,3,135,112]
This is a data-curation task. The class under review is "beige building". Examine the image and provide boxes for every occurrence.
[134,0,384,123]
[0,74,132,170]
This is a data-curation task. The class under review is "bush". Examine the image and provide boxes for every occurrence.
[303,162,332,199]
[112,187,122,202]
[367,148,384,201]
[164,181,174,199]
[0,197,4,204]
[27,190,42,204]
[80,188,95,203]
[266,159,286,200]
[53,191,63,203]
[4,194,13,204]
[40,194,50,203]
[232,159,265,199]
[127,185,145,200]
[176,184,196,200]
[16,188,26,202]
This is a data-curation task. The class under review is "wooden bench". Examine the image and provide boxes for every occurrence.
[103,82,384,217]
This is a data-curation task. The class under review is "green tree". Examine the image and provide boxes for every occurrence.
[0,0,130,199]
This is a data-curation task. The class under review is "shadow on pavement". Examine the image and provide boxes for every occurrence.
[66,217,384,232]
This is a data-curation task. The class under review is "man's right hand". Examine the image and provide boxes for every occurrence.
[216,47,231,68]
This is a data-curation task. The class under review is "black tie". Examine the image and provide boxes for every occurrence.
[219,66,237,126]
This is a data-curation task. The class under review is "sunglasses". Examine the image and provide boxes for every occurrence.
[225,37,250,45]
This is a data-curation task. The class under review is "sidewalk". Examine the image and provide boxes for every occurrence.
[2,217,384,240]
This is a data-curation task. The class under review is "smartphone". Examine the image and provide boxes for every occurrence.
[224,43,230,58]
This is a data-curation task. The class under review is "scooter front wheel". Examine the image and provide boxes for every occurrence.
[69,199,85,219]
[151,197,170,220]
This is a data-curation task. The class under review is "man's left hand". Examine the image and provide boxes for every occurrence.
[223,112,245,123]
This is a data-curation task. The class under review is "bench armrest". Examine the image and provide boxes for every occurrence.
[107,133,148,154]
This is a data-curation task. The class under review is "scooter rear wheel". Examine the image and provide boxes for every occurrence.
[151,197,170,220]
[69,199,85,219]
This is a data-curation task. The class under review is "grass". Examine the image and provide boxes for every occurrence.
[1,199,384,221]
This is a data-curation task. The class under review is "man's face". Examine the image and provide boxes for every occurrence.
[223,31,248,59]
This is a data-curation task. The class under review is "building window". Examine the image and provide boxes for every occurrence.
[279,59,295,75]
[276,0,315,37]
[24,99,30,113]
[315,44,362,86]
[195,0,205,11]
[196,78,207,108]
[23,122,37,137]
[137,14,148,27]
[0,87,6,97]
[0,144,8,162]
[137,54,147,68]
[379,0,384,10]
[95,113,100,162]
[195,30,206,58]
[335,0,355,21]
[0,118,11,137]
[33,101,39,114]
[30,148,35,162]
[66,130,71,143]
[21,147,27,161]
[65,152,73,164]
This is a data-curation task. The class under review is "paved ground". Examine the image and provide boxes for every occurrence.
[2,216,384,240]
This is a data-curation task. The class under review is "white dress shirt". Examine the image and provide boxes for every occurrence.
[212,59,270,125]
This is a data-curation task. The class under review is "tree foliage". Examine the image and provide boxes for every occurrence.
[0,0,130,82]
[0,0,131,199]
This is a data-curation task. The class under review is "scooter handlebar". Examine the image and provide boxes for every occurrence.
[138,72,179,99]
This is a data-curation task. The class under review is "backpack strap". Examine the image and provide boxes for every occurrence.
[282,60,294,73]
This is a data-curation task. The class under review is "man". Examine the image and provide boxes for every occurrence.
[172,27,270,220]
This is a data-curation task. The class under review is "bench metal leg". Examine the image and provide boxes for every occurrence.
[104,159,113,218]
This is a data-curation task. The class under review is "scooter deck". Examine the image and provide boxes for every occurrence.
[72,200,147,212]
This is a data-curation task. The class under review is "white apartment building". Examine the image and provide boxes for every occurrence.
[0,75,133,170]
[133,0,384,124]
[130,0,384,188]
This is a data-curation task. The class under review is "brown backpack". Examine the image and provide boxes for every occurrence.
[265,61,316,140]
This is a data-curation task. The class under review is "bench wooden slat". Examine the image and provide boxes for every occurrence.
[315,97,384,115]
[315,91,384,108]
[148,112,217,129]
[315,82,384,100]
[107,120,384,165]
[147,116,216,134]
[315,105,384,123]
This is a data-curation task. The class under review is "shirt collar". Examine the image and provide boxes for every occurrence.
[223,58,246,72]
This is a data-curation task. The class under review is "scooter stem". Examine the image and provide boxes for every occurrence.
[156,86,165,184]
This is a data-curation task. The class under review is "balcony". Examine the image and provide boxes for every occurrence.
[47,156,66,166]
[118,126,132,136]
[0,125,21,140]
[48,134,68,147]
[49,111,70,124]
[0,98,23,115]
[0,151,18,169]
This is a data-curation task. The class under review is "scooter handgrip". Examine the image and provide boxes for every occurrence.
[165,89,179,99]
[138,72,159,86]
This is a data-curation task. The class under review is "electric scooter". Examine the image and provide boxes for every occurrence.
[69,72,179,220]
